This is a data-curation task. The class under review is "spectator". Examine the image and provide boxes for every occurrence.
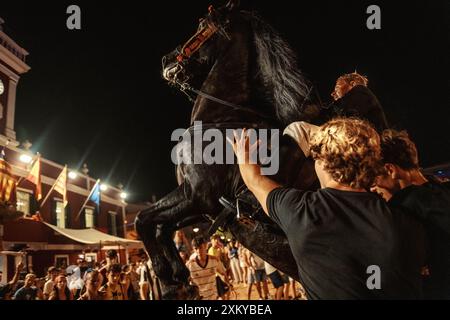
[79,270,102,300]
[43,266,59,300]
[227,241,243,284]
[174,230,192,255]
[49,275,72,300]
[186,236,228,300]
[0,261,23,300]
[99,264,127,300]
[13,273,43,300]
[99,249,118,286]
[245,250,269,300]
[237,243,249,287]
[264,261,285,300]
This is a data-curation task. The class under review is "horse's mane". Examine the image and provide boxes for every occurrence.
[243,11,313,126]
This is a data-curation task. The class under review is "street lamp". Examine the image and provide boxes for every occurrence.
[100,184,108,191]
[19,154,32,164]
[193,227,200,233]
[120,192,127,200]
[68,171,78,179]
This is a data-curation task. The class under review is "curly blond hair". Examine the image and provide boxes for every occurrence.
[310,118,383,189]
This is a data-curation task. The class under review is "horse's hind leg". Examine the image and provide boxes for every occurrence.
[135,184,197,299]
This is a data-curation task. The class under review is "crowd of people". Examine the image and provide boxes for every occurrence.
[0,234,305,300]
[176,231,305,300]
[0,249,160,300]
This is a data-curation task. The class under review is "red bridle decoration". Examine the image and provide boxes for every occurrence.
[176,6,219,63]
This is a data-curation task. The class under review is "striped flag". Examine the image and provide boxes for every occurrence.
[0,147,17,203]
[53,166,68,208]
[26,156,42,201]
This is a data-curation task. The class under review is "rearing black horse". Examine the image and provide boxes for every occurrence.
[133,0,392,299]
[136,1,324,299]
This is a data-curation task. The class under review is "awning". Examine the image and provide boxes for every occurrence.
[43,222,142,248]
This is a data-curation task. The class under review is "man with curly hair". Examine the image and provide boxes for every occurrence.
[229,118,421,299]
[373,129,450,299]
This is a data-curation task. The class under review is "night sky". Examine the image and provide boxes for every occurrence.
[1,1,449,202]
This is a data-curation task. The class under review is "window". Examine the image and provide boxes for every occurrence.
[85,208,95,228]
[85,253,97,263]
[54,255,69,269]
[16,191,30,216]
[55,201,65,228]
[109,211,118,236]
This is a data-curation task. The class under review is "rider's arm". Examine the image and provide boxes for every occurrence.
[228,129,281,215]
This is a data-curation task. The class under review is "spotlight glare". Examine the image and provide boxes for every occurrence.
[20,154,33,164]
[68,171,78,179]
[100,184,108,191]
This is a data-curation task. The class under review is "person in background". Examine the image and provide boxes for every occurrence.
[174,230,192,255]
[0,262,23,300]
[226,241,243,285]
[99,263,127,300]
[264,261,285,300]
[13,273,43,300]
[186,236,229,300]
[245,250,269,300]
[48,275,73,300]
[127,263,140,300]
[43,266,59,300]
[79,270,102,300]
[99,249,119,286]
[237,243,248,287]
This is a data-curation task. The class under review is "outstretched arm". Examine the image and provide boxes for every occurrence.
[228,129,281,215]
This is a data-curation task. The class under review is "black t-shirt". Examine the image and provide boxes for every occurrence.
[389,181,450,299]
[267,187,423,300]
[332,85,388,132]
[0,283,12,299]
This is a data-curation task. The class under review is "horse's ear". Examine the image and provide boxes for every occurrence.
[225,0,240,11]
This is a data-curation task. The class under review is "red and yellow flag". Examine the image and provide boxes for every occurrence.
[26,156,42,201]
[53,166,67,208]
[0,155,17,203]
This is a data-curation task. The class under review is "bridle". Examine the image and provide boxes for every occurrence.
[169,6,269,117]
[166,5,327,117]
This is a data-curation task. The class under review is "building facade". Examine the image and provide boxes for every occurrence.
[0,18,140,281]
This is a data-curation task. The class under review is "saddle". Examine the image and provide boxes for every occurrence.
[207,185,267,237]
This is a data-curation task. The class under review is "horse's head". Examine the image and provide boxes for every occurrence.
[162,1,239,90]
[162,0,320,126]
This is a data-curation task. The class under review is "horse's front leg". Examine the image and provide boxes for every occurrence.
[135,184,199,299]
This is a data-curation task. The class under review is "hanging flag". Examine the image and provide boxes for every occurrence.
[40,165,68,208]
[75,179,100,221]
[53,166,68,208]
[26,156,42,201]
[0,147,17,203]
[88,180,101,210]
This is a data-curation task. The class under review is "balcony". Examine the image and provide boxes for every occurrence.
[0,30,28,63]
